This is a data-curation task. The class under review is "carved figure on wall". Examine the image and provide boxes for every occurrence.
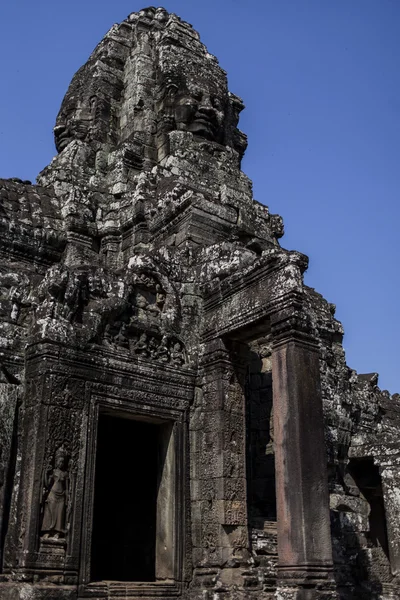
[148,336,159,358]
[134,332,149,356]
[10,287,31,324]
[113,322,129,348]
[134,290,160,324]
[41,447,69,540]
[171,340,185,366]
[38,267,68,320]
[36,267,90,325]
[63,272,90,323]
[135,291,149,310]
[103,323,114,347]
[156,335,170,362]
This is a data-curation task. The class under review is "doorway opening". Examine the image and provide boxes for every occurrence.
[91,412,175,583]
[348,457,389,559]
[246,351,276,526]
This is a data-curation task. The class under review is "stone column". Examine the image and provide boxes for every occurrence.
[190,339,249,591]
[0,383,19,568]
[3,349,87,588]
[271,321,336,598]
[380,465,400,576]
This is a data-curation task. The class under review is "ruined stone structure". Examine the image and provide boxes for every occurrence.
[0,7,398,600]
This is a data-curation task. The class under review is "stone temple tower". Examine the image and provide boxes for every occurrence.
[0,7,399,600]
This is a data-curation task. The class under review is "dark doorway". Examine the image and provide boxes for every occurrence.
[91,414,159,582]
[246,353,276,527]
[348,457,390,559]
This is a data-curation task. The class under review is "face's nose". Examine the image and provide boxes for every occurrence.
[201,94,212,107]
[198,94,214,111]
[54,123,72,152]
[197,97,217,120]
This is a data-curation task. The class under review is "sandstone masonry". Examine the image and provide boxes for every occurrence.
[0,7,398,600]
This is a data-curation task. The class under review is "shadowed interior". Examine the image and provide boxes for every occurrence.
[91,415,159,582]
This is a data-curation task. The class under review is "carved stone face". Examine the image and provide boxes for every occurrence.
[162,76,227,143]
[55,456,65,470]
[131,7,168,24]
[176,88,224,141]
[52,9,245,161]
[54,104,94,153]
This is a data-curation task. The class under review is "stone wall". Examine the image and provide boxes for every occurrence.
[0,7,398,600]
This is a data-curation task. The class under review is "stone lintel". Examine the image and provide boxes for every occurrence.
[24,340,196,398]
[202,258,306,343]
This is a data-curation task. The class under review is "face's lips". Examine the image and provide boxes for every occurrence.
[190,112,218,138]
[57,137,72,151]
[194,117,212,126]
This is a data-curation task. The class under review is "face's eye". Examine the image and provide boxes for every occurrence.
[211,96,222,110]
[192,88,202,101]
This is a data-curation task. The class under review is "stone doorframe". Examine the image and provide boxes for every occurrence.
[348,450,400,581]
[4,341,192,598]
[202,251,337,597]
[79,392,186,598]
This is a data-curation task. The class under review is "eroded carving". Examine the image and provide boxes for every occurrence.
[41,447,69,540]
[0,6,398,600]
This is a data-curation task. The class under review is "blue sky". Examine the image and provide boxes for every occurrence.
[0,1,399,392]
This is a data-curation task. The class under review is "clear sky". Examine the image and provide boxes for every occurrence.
[0,1,399,392]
